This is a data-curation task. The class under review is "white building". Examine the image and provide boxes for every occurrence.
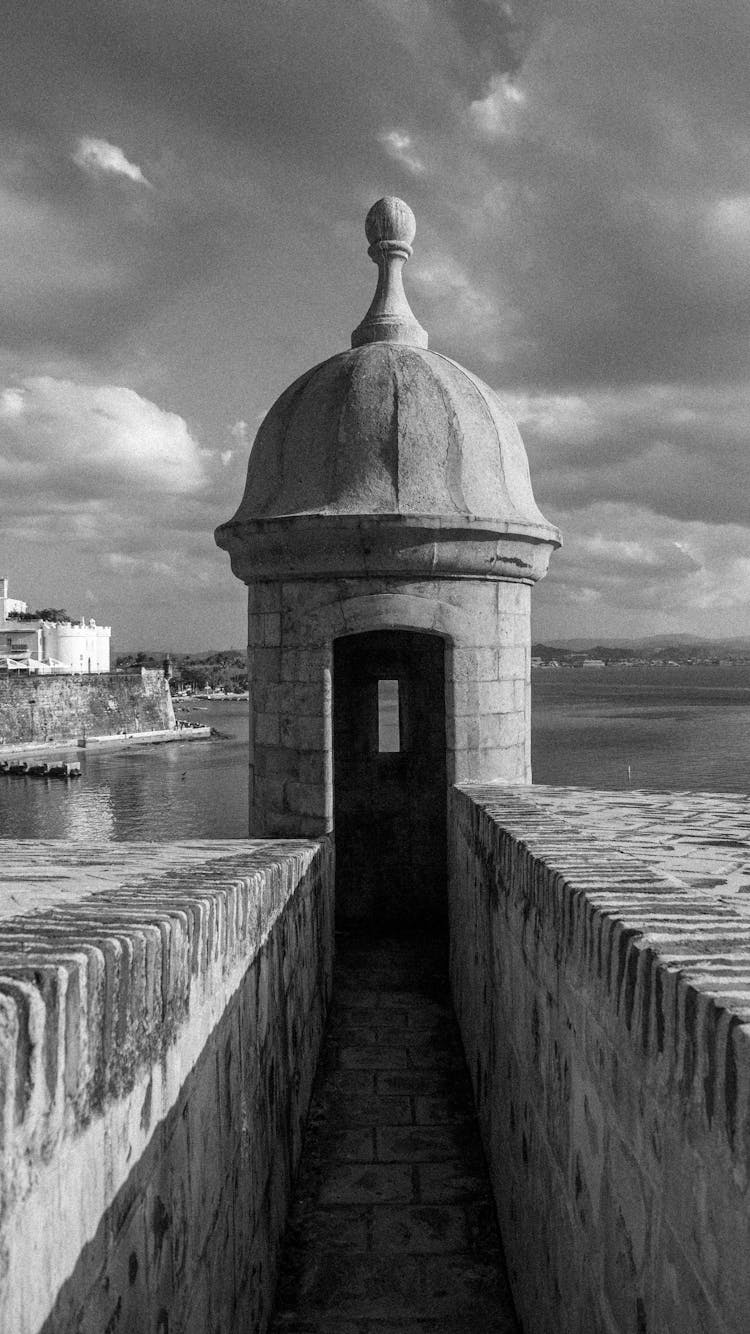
[0,578,111,673]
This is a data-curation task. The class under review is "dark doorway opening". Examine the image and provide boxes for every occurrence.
[333,629,447,933]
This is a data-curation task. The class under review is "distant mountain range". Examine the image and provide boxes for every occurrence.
[536,634,750,652]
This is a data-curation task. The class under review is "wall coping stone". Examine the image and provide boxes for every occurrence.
[0,835,332,1333]
[456,784,750,1167]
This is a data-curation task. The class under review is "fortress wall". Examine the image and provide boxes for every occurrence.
[0,837,334,1334]
[450,784,750,1334]
[0,668,174,746]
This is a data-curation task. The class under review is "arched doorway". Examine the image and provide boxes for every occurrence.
[333,629,447,932]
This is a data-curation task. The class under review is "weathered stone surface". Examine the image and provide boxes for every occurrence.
[215,201,559,586]
[0,669,174,746]
[247,577,532,837]
[0,837,334,1334]
[270,934,519,1332]
[217,199,559,845]
[449,784,750,1334]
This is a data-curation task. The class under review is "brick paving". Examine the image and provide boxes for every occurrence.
[270,933,519,1333]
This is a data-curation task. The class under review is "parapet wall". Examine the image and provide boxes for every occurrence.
[450,784,750,1334]
[0,669,174,746]
[0,837,334,1334]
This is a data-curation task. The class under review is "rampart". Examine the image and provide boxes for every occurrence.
[0,837,334,1333]
[4,787,750,1331]
[0,669,174,747]
[450,785,750,1334]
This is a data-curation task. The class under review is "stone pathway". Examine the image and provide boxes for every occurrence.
[270,933,519,1332]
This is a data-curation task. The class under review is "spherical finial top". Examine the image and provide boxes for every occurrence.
[351,196,427,348]
[365,197,416,252]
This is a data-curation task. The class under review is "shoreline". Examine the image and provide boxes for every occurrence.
[0,725,212,760]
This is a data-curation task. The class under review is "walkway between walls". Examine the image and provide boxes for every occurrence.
[270,933,519,1332]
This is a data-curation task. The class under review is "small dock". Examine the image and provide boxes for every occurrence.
[0,725,212,779]
[79,725,211,748]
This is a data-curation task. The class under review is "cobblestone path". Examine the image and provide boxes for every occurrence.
[271,933,519,1332]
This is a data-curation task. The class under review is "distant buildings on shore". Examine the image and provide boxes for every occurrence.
[0,577,111,674]
[531,651,748,669]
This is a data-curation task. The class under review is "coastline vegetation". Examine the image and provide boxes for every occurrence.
[532,641,750,666]
[116,650,247,693]
[114,638,750,691]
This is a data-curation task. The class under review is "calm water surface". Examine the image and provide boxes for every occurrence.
[0,701,250,840]
[1,667,749,841]
[532,664,750,793]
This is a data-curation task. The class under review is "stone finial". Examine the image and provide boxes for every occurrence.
[351,197,428,349]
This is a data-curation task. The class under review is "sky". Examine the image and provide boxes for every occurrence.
[2,0,750,649]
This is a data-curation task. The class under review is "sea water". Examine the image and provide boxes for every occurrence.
[0,700,250,841]
[532,664,750,793]
[0,666,748,841]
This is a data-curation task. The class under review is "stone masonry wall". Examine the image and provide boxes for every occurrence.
[0,669,175,746]
[248,577,530,837]
[0,837,334,1334]
[450,784,750,1334]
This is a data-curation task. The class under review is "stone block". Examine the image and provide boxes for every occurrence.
[284,781,329,820]
[296,751,327,785]
[451,678,481,717]
[250,582,282,614]
[280,647,330,683]
[496,580,530,616]
[263,613,281,646]
[255,745,299,782]
[478,679,518,714]
[449,647,498,682]
[280,682,324,717]
[248,612,264,646]
[252,646,282,681]
[255,712,280,747]
[481,711,526,750]
[446,716,481,752]
[280,712,326,751]
[496,646,527,680]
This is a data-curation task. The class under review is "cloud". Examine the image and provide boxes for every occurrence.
[505,382,750,528]
[412,252,501,344]
[230,419,249,444]
[3,0,750,644]
[469,73,527,137]
[0,374,245,646]
[0,377,206,502]
[73,137,151,186]
[0,157,203,356]
[378,130,426,175]
[533,502,750,639]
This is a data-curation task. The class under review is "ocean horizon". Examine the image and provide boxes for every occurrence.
[0,664,748,842]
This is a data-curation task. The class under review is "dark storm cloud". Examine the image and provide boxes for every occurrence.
[509,383,750,527]
[2,0,749,640]
[0,0,467,358]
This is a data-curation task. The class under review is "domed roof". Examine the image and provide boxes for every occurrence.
[228,342,552,531]
[216,197,560,583]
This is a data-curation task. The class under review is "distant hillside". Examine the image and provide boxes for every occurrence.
[541,634,712,651]
[533,637,750,663]
[116,649,247,692]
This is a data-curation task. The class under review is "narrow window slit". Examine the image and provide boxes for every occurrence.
[378,679,400,752]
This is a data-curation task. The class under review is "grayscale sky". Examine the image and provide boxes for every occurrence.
[2,0,749,648]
